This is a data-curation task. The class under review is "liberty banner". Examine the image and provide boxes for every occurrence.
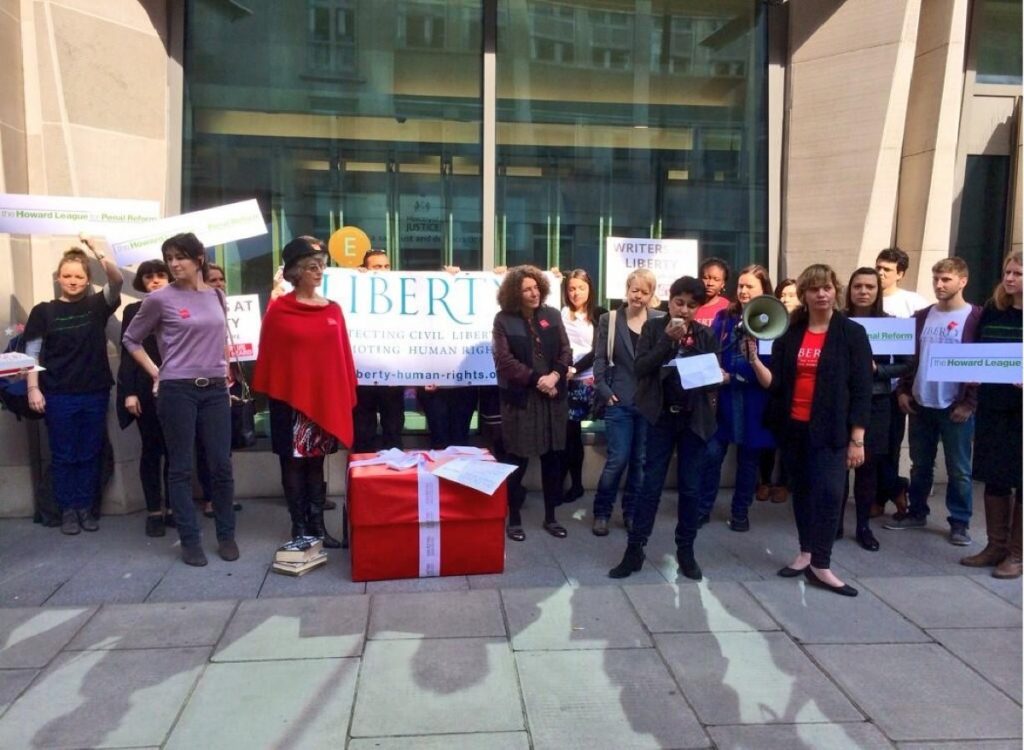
[0,193,160,236]
[923,343,1023,384]
[320,269,504,385]
[108,199,267,266]
[604,236,698,301]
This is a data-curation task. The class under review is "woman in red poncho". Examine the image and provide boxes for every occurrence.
[253,237,357,547]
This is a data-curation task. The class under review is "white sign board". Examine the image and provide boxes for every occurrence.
[225,294,261,362]
[0,193,160,235]
[851,317,916,354]
[321,269,504,386]
[108,199,267,266]
[923,343,1023,384]
[604,236,698,302]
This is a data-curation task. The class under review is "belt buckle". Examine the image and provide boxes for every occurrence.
[668,405,683,414]
[194,377,211,388]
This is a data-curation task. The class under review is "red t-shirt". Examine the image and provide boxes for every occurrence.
[790,329,827,422]
[695,295,729,328]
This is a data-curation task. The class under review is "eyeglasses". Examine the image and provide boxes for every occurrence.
[299,260,326,272]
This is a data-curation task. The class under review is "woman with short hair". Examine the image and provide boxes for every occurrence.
[253,237,358,547]
[123,232,237,567]
[25,238,123,535]
[117,259,172,537]
[492,265,572,541]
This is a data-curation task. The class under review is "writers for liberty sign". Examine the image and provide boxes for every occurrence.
[321,269,503,386]
[604,237,698,301]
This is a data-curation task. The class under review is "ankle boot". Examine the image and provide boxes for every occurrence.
[993,496,1022,579]
[608,543,645,579]
[307,482,341,549]
[286,488,309,539]
[961,493,1012,567]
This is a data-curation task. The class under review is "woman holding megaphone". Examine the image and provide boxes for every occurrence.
[763,264,873,597]
[698,265,777,533]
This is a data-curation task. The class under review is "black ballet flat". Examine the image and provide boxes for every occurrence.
[777,565,808,578]
[804,567,858,597]
[506,525,526,542]
[856,528,880,552]
[542,521,568,538]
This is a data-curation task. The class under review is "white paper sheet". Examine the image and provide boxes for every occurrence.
[672,353,724,389]
[431,458,518,496]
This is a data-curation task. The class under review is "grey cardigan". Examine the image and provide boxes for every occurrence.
[593,306,666,407]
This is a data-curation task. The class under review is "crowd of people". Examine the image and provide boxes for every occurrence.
[15,236,1022,590]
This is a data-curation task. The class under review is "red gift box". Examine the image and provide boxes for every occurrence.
[347,453,507,582]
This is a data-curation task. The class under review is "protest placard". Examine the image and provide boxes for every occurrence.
[604,236,698,301]
[0,193,159,236]
[225,295,261,362]
[923,343,1023,384]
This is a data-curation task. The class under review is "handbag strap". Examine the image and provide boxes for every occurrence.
[216,288,251,400]
[607,309,617,364]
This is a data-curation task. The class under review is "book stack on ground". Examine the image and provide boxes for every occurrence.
[272,536,327,576]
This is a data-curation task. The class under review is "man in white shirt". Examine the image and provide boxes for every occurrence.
[884,257,981,545]
[873,247,930,517]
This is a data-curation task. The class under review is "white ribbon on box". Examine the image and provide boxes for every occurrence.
[417,463,442,577]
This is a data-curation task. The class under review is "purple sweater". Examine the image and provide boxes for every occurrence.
[123,284,227,381]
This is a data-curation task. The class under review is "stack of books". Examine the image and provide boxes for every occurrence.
[271,536,327,577]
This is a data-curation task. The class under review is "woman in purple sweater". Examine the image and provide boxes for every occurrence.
[123,232,237,567]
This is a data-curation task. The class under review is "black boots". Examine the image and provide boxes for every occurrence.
[307,480,341,549]
[608,543,645,579]
[286,488,308,539]
[677,549,703,580]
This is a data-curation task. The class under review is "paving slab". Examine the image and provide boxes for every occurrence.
[515,648,709,750]
[0,669,37,716]
[145,558,269,603]
[348,733,530,750]
[0,646,208,749]
[860,576,1022,629]
[897,742,1024,750]
[0,557,93,607]
[43,562,169,606]
[165,657,359,750]
[538,520,669,586]
[655,631,863,725]
[350,638,523,736]
[366,575,471,593]
[968,574,1023,608]
[926,627,1023,703]
[0,605,96,668]
[213,594,368,662]
[707,722,895,749]
[624,581,779,633]
[257,553,366,598]
[369,589,506,640]
[807,643,1023,741]
[743,579,929,644]
[66,600,237,651]
[502,586,651,651]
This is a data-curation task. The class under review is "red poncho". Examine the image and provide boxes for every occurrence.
[252,292,357,448]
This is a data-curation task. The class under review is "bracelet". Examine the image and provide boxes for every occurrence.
[849,439,864,447]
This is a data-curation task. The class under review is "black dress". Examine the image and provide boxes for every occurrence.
[973,303,1022,489]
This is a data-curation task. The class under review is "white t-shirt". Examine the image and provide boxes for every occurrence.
[883,288,929,318]
[561,308,596,379]
[913,304,971,408]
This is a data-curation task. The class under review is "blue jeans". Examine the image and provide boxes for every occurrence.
[593,404,647,521]
[44,390,109,511]
[699,437,760,520]
[158,380,235,548]
[628,412,706,552]
[907,405,974,525]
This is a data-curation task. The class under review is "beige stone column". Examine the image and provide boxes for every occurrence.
[783,0,920,283]
[896,0,969,297]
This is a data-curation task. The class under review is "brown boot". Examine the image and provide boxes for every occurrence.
[961,493,1012,567]
[993,496,1022,579]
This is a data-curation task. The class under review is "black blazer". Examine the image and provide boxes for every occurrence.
[766,312,873,449]
[492,306,572,408]
[634,316,720,441]
[593,306,666,407]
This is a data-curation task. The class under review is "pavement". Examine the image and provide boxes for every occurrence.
[0,486,1020,749]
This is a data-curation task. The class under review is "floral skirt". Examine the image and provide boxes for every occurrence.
[567,379,595,422]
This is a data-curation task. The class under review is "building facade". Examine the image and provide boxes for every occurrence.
[0,0,1020,515]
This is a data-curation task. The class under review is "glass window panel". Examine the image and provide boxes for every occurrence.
[184,0,483,304]
[496,0,767,305]
[975,0,1023,85]
[955,155,1011,304]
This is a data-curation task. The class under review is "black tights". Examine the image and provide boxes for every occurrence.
[279,455,326,520]
[507,451,563,526]
[563,421,584,490]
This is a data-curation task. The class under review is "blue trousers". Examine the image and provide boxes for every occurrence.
[592,403,647,521]
[628,412,706,552]
[907,405,974,525]
[45,390,109,511]
[158,380,235,548]
[699,437,761,520]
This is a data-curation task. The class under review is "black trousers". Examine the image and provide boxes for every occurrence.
[506,451,563,527]
[418,386,478,449]
[783,422,847,569]
[135,407,168,514]
[353,385,405,453]
[879,392,906,500]
[563,421,584,489]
